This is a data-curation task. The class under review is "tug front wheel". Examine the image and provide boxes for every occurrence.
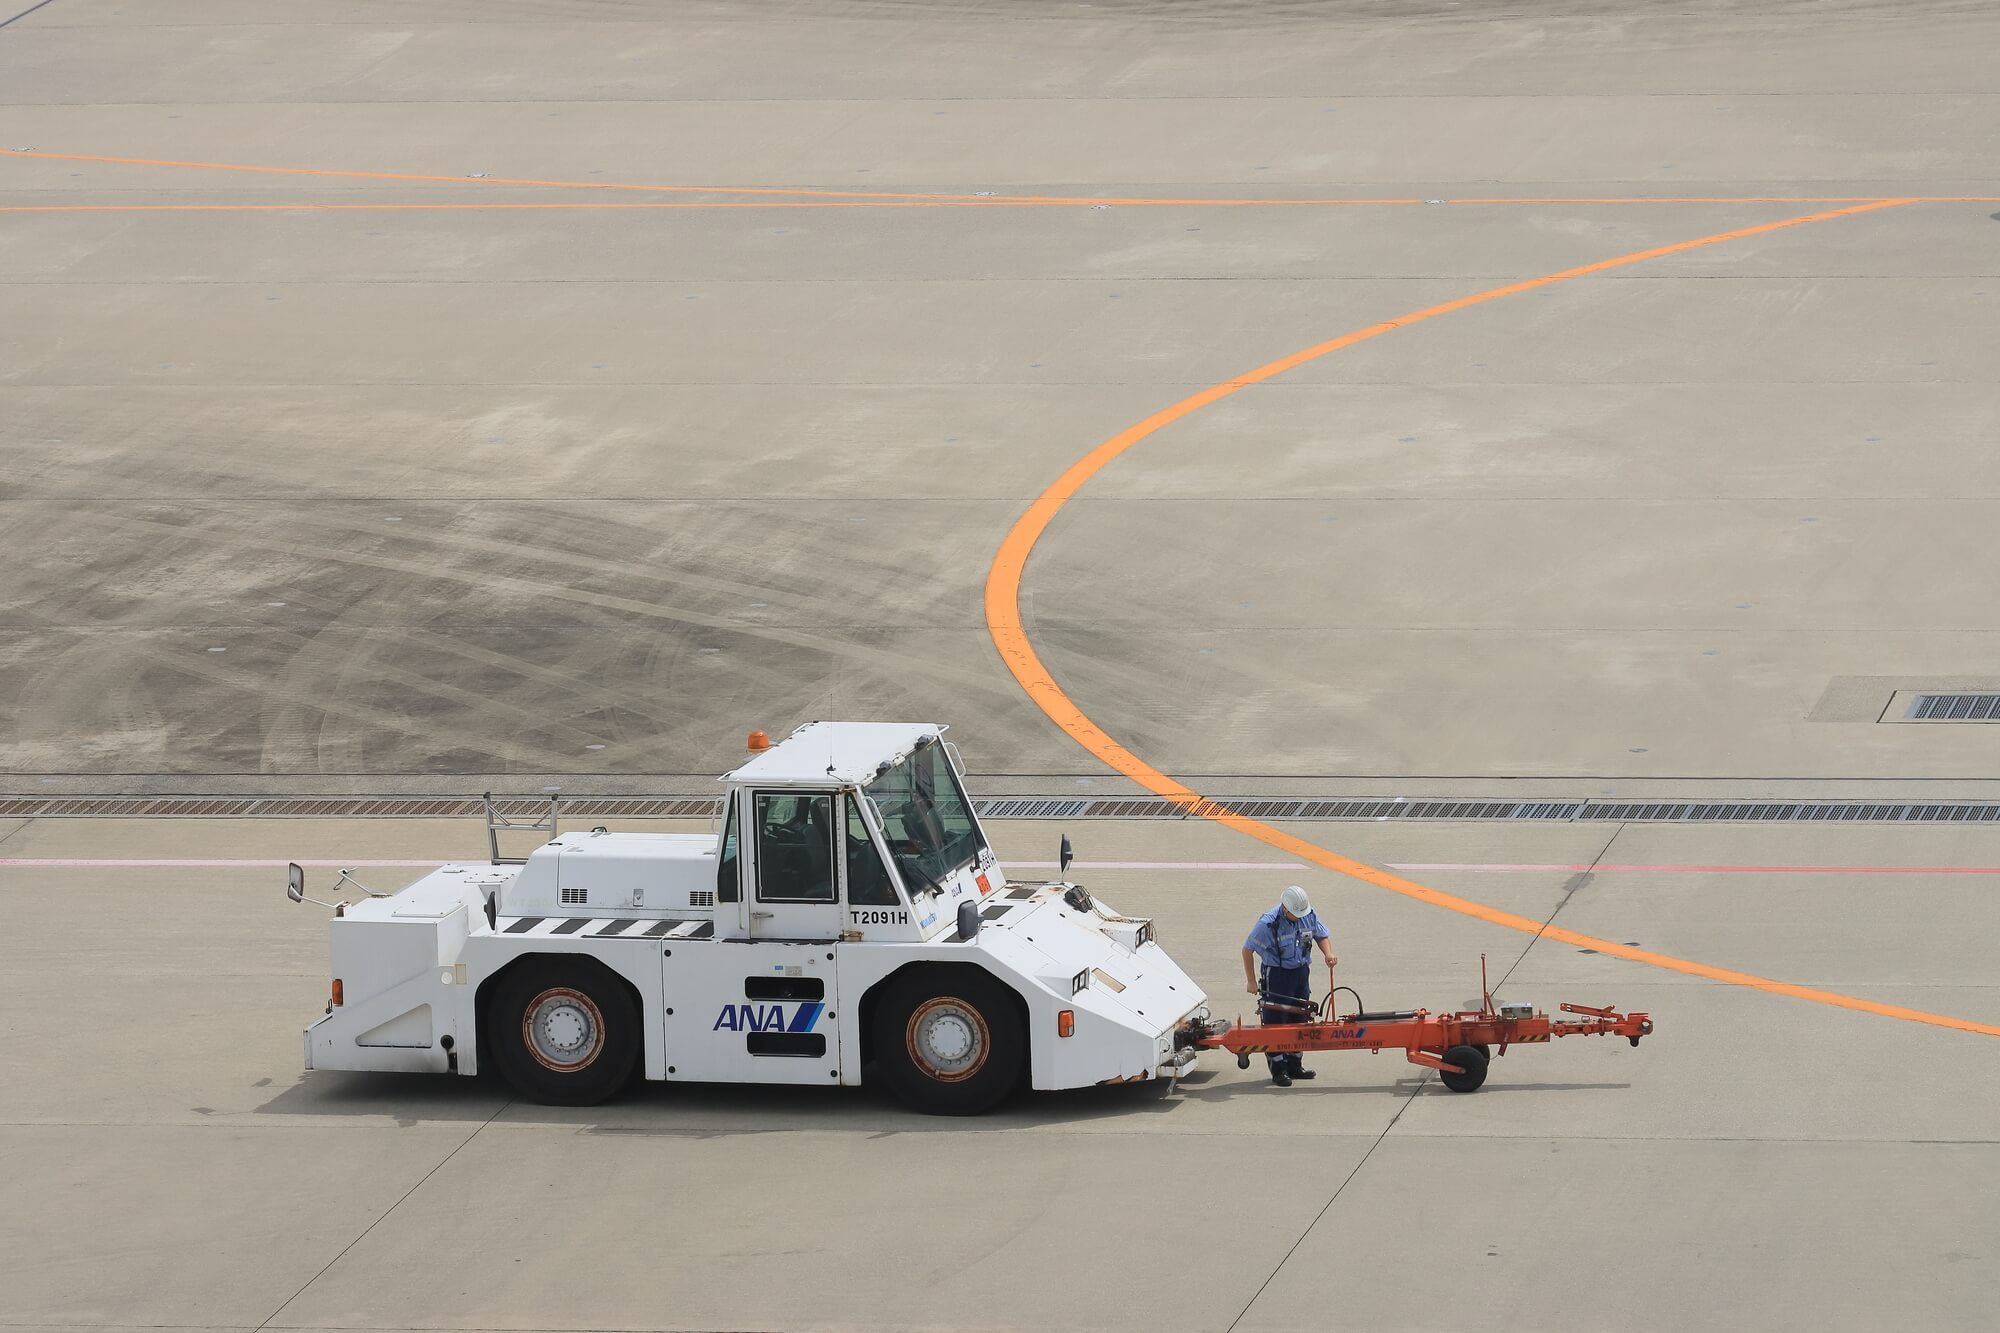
[489,958,640,1106]
[872,969,1025,1115]
[1438,1043,1490,1093]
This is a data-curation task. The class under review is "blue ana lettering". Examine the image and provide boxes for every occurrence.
[713,1002,825,1033]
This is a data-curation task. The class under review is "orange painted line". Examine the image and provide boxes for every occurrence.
[0,148,1006,202]
[0,200,1141,213]
[4,197,1984,216]
[7,148,1992,208]
[986,196,2000,1041]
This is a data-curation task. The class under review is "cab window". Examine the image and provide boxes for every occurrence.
[844,798,900,906]
[865,741,986,894]
[754,792,835,903]
[717,796,740,903]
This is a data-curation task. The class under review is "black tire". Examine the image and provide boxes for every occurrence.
[872,968,1025,1115]
[488,958,640,1106]
[1439,1043,1490,1093]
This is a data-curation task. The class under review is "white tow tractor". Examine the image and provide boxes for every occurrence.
[288,722,1208,1114]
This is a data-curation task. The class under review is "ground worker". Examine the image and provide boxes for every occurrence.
[1242,884,1338,1086]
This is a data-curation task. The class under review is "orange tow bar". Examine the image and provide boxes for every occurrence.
[1177,956,1653,1092]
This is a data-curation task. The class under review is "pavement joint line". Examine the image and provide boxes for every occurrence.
[0,0,59,29]
[250,1094,515,1333]
[1222,1071,1428,1332]
[984,196,2000,1040]
[16,1119,1991,1144]
[1494,824,1626,995]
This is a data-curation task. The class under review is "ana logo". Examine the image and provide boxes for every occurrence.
[713,1002,824,1033]
[1325,1026,1368,1040]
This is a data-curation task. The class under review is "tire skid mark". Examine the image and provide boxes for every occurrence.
[50,505,1030,708]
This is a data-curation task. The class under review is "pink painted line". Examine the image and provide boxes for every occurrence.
[0,856,1304,871]
[1012,860,1305,871]
[6,857,1988,876]
[10,858,1988,875]
[1390,862,2000,875]
[0,858,447,868]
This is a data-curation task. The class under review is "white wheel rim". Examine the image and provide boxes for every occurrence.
[907,997,989,1082]
[523,987,605,1071]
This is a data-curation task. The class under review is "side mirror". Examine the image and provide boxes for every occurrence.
[286,862,306,904]
[1059,834,1073,876]
[955,898,981,942]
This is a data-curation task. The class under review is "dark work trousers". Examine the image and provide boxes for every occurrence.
[1259,962,1312,1074]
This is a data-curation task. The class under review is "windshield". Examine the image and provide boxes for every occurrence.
[864,742,987,895]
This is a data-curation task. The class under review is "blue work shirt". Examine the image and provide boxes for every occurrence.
[1244,905,1330,969]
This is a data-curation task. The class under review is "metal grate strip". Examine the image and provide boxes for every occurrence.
[5,793,2000,825]
[1908,693,2000,721]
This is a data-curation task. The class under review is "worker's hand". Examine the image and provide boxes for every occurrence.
[1324,953,1338,969]
[1245,981,1260,996]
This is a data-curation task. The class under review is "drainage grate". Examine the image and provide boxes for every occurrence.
[976,798,1093,819]
[971,797,1582,822]
[4,793,2000,825]
[1906,694,2000,721]
[1582,801,2000,824]
[0,795,724,820]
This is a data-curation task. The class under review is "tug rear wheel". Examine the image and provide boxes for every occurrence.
[873,969,1025,1115]
[1439,1043,1490,1093]
[489,958,639,1106]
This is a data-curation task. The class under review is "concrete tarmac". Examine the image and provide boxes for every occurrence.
[4,0,1999,783]
[2,814,1996,1332]
[3,1,1999,1330]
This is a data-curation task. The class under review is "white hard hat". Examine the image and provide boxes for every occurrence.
[1280,885,1311,916]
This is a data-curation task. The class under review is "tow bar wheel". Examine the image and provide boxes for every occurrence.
[490,959,640,1106]
[873,970,1025,1116]
[1439,1043,1490,1093]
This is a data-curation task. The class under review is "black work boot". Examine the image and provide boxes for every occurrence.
[1271,1068,1293,1087]
[1290,1066,1318,1080]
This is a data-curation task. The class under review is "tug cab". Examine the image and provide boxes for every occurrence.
[716,722,999,944]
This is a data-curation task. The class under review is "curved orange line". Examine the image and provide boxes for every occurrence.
[986,196,2000,1040]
